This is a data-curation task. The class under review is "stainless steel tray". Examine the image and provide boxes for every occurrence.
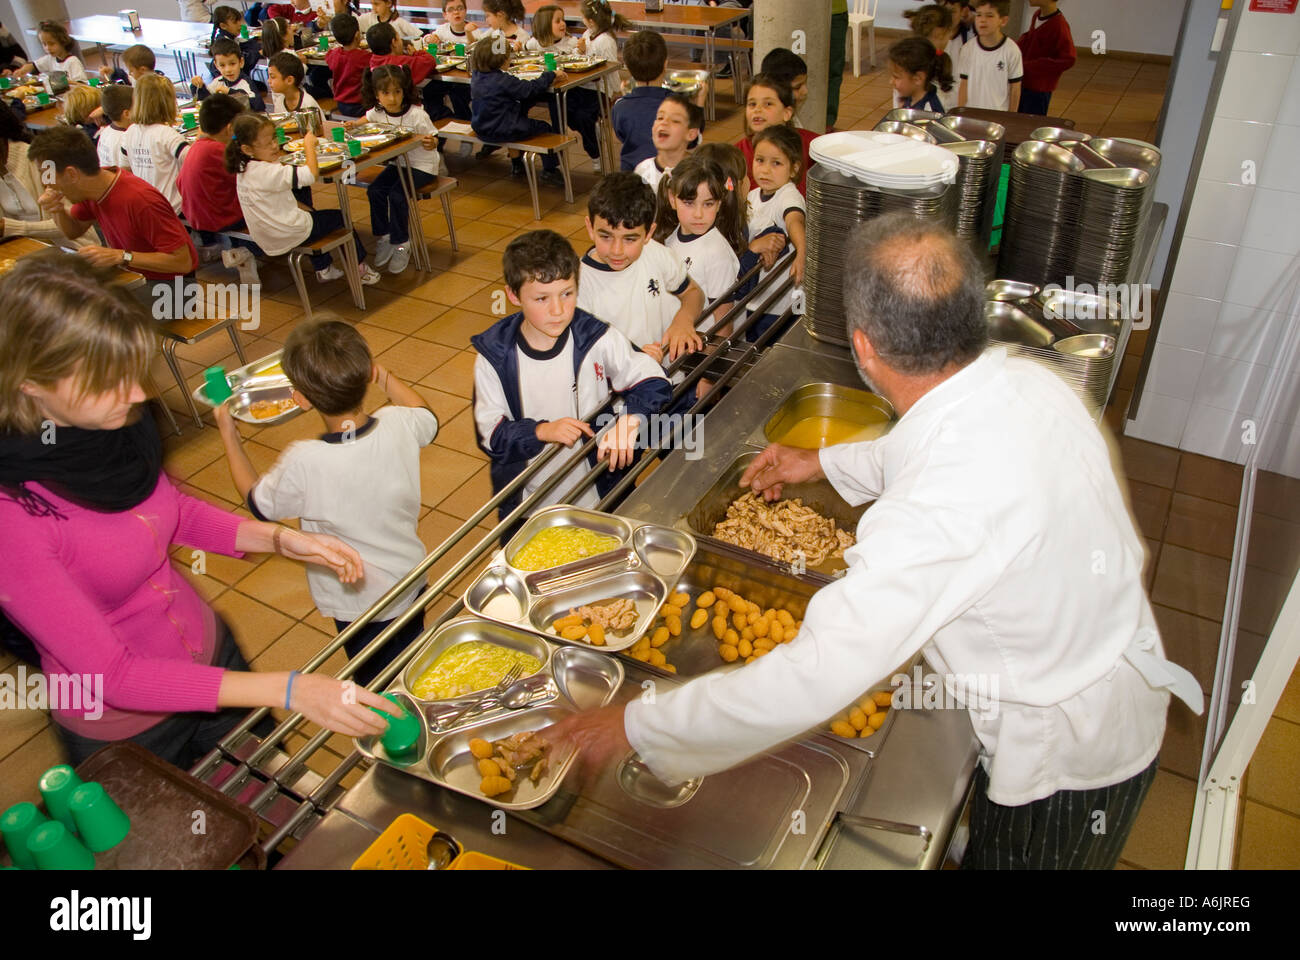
[192,349,287,408]
[760,382,895,449]
[356,617,624,809]
[463,506,697,654]
[227,380,302,425]
[681,451,865,580]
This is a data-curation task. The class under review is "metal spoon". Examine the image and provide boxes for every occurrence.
[425,831,459,870]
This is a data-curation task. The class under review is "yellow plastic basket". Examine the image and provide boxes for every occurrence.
[350,814,439,870]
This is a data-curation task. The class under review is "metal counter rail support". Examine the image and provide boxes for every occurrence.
[197,253,799,828]
[258,749,369,856]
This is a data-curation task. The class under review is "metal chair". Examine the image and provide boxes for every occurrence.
[159,310,248,429]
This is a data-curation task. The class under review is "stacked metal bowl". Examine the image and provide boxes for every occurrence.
[803,163,958,347]
[997,133,1161,289]
[984,279,1123,414]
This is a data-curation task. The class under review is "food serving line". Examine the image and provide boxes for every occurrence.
[173,255,980,871]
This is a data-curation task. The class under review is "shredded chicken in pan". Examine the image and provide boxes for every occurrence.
[494,731,551,784]
[712,492,855,567]
[574,597,638,633]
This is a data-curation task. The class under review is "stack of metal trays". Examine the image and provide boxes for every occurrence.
[984,279,1123,414]
[998,135,1161,289]
[879,111,1006,250]
[803,163,957,347]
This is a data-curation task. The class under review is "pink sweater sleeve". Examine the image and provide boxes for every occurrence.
[168,480,247,557]
[0,504,226,714]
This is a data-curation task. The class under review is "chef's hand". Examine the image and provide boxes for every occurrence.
[536,417,595,447]
[290,673,401,738]
[597,413,639,471]
[543,702,632,777]
[739,442,825,502]
[277,528,365,583]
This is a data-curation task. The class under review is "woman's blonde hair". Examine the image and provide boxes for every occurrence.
[0,253,155,435]
[131,72,179,126]
[61,84,101,126]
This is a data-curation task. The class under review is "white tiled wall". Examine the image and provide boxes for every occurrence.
[1128,6,1300,478]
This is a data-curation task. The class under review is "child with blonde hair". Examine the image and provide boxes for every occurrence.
[121,73,189,215]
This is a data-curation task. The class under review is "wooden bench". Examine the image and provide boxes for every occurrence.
[348,169,460,252]
[434,118,577,220]
[220,224,365,323]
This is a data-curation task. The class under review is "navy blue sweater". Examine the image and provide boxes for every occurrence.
[469,68,556,143]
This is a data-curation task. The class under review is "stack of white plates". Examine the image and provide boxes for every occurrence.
[803,164,958,347]
[810,131,960,189]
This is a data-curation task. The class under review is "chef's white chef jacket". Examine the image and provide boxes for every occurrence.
[625,347,1202,806]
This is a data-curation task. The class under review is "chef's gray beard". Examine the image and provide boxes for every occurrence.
[853,356,881,396]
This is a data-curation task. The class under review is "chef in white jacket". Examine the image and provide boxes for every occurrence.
[549,212,1203,870]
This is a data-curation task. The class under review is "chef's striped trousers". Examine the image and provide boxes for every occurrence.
[960,757,1159,870]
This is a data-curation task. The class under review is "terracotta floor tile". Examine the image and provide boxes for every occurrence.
[1151,544,1231,623]
[0,727,67,815]
[413,306,498,346]
[1176,453,1243,506]
[405,270,493,308]
[1152,604,1222,692]
[234,555,318,621]
[438,464,495,519]
[1244,718,1300,815]
[375,337,459,383]
[1119,435,1180,487]
[1127,479,1171,541]
[251,621,345,680]
[353,322,406,357]
[1160,696,1210,782]
[212,591,297,661]
[418,445,483,509]
[172,559,228,604]
[1165,492,1238,560]
[434,407,487,461]
[1120,769,1195,870]
[0,662,53,761]
[424,350,479,398]
[1237,800,1300,868]
[410,385,470,427]
[448,248,509,282]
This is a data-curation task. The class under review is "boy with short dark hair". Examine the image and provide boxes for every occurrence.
[96,84,133,169]
[634,93,703,194]
[215,318,439,686]
[579,172,706,369]
[958,0,1023,112]
[326,14,372,117]
[267,49,318,113]
[472,230,671,522]
[760,48,809,127]
[177,93,260,283]
[1018,0,1074,116]
[191,36,267,112]
[98,43,160,85]
[612,30,671,171]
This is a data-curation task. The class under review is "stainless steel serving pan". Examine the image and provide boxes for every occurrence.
[356,617,624,810]
[463,506,697,653]
[760,382,895,449]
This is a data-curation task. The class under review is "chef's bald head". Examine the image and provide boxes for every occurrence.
[842,213,988,375]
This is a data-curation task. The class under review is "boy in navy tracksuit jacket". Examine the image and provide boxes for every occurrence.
[468,36,565,183]
[472,230,672,529]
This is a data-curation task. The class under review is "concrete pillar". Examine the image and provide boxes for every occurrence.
[752,0,832,135]
[10,0,71,62]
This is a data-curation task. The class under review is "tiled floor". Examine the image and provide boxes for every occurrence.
[3,44,1297,868]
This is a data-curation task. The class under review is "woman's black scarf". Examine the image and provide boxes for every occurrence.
[0,406,162,517]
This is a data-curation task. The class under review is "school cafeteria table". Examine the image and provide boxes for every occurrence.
[543,1,751,122]
[0,236,146,290]
[314,121,435,278]
[51,15,214,78]
[14,101,62,131]
[946,106,1076,148]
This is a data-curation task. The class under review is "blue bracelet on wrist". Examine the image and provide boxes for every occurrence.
[286,670,300,710]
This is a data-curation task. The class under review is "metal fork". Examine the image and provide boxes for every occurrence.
[434,664,523,731]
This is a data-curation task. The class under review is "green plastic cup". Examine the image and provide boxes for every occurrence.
[544,53,556,71]
[38,765,83,834]
[371,693,420,756]
[183,111,197,129]
[318,35,329,52]
[1,802,47,870]
[26,820,95,870]
[427,43,437,56]
[347,139,361,157]
[204,366,233,404]
[0,77,10,89]
[454,42,465,56]
[37,91,50,105]
[275,125,287,143]
[89,77,100,87]
[69,782,130,853]
[240,24,249,39]
[331,125,345,143]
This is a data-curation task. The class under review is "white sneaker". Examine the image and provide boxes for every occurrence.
[316,264,345,282]
[373,235,394,268]
[359,263,382,285]
[387,243,411,274]
[221,247,260,285]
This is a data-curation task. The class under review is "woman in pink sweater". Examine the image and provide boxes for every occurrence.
[0,254,401,767]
